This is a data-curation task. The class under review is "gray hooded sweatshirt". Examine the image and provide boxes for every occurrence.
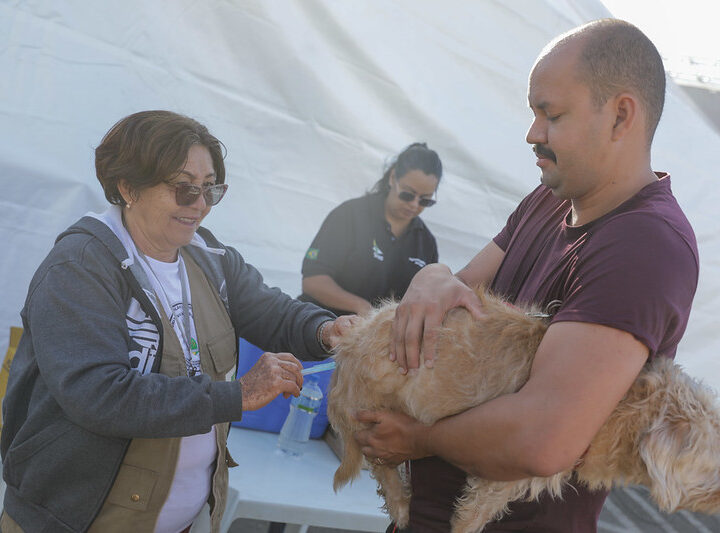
[1,213,333,532]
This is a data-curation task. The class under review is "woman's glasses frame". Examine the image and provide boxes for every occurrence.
[167,182,229,206]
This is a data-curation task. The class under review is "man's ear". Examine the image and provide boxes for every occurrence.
[610,92,639,141]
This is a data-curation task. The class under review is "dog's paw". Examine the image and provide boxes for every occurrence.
[393,503,410,529]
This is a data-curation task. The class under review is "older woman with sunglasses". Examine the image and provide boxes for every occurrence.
[0,110,351,533]
[299,143,442,316]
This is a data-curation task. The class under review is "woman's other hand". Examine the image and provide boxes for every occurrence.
[239,352,303,411]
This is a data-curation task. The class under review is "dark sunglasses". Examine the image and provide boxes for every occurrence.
[167,182,228,206]
[397,190,437,207]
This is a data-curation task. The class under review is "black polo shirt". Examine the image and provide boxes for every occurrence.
[299,192,438,315]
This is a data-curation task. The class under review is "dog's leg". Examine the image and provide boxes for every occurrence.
[451,477,533,533]
[333,426,365,491]
[372,464,410,528]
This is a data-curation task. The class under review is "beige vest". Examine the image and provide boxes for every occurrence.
[88,250,238,533]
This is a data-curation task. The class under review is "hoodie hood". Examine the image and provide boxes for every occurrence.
[83,205,226,269]
[56,206,231,313]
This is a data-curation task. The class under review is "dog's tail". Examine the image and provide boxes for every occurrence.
[333,427,365,491]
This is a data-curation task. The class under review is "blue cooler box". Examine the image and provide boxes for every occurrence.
[231,338,332,438]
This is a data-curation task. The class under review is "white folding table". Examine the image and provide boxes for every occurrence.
[215,427,390,533]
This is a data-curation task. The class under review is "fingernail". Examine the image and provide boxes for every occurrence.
[408,368,418,377]
[397,367,407,375]
[389,352,396,361]
[424,359,434,369]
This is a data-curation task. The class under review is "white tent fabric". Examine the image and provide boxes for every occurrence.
[1,1,719,394]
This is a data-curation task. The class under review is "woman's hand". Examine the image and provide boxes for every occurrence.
[239,352,303,411]
[391,264,484,373]
[321,315,361,351]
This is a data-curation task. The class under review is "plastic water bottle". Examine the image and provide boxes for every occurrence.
[277,376,323,456]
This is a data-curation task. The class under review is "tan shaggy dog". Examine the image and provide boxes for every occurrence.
[327,290,720,533]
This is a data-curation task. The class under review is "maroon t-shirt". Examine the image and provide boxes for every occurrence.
[407,174,699,532]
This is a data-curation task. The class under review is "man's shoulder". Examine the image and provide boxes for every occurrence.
[594,186,697,258]
[583,209,699,290]
[618,176,692,230]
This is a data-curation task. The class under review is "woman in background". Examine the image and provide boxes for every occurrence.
[299,143,442,315]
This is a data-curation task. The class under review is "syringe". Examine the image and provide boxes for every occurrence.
[301,360,336,375]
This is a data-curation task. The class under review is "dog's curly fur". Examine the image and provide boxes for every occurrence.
[327,290,720,533]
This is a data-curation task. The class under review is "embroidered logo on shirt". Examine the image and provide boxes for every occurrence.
[408,257,426,268]
[168,301,202,376]
[372,240,384,261]
[306,248,319,260]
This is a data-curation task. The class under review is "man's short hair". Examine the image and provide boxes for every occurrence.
[559,19,666,143]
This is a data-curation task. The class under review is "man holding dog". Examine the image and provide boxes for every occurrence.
[355,19,699,532]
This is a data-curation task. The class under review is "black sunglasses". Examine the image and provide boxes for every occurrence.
[397,189,437,208]
[167,182,228,206]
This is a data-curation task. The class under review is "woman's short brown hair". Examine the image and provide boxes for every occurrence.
[95,110,226,205]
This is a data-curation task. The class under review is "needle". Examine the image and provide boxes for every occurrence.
[301,360,336,375]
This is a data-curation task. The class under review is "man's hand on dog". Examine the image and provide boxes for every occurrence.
[391,263,484,373]
[353,409,430,467]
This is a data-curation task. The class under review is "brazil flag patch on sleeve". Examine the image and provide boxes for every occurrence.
[305,248,319,260]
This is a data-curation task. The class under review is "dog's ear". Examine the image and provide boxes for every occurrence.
[641,411,720,513]
[640,417,691,512]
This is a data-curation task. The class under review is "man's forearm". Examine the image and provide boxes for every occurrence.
[419,392,566,481]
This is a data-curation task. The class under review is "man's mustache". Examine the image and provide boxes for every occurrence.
[533,144,557,163]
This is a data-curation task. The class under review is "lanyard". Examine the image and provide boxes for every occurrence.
[177,257,194,354]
